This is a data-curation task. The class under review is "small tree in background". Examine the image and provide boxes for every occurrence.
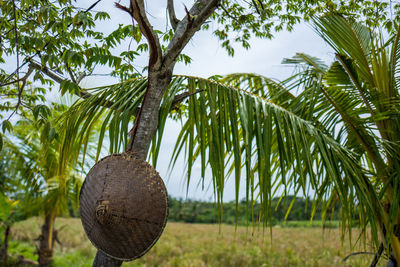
[1,104,87,265]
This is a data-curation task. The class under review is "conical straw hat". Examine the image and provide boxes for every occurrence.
[80,153,168,261]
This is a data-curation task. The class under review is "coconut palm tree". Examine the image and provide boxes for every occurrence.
[0,132,36,264]
[59,14,400,266]
[3,103,93,266]
[221,15,400,265]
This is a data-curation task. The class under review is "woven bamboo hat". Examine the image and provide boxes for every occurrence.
[79,153,168,261]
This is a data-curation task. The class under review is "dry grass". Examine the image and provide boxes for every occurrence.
[9,217,384,266]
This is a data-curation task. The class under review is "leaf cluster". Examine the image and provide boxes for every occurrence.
[212,0,399,56]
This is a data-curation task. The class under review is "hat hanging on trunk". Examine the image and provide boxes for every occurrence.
[79,153,168,261]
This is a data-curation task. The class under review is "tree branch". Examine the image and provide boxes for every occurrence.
[29,61,93,100]
[76,72,86,84]
[167,0,180,31]
[20,65,34,91]
[251,0,261,15]
[170,89,204,110]
[114,2,131,14]
[29,61,63,83]
[65,63,86,86]
[0,66,33,88]
[163,0,220,68]
[131,0,163,69]
[220,3,239,22]
[65,61,77,83]
[4,65,34,121]
[28,61,195,113]
[116,1,163,70]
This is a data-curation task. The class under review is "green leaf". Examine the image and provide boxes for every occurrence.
[0,194,12,222]
[94,11,110,21]
[60,79,80,96]
[2,120,12,133]
[48,127,56,142]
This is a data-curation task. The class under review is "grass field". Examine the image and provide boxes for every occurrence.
[6,217,385,266]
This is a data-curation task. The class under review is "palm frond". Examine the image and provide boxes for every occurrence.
[57,78,148,165]
[164,76,383,242]
[282,53,328,74]
[391,25,400,96]
[314,15,375,87]
[58,74,391,250]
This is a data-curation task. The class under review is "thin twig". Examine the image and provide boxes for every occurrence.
[85,0,102,13]
[29,61,93,100]
[115,2,131,14]
[167,0,180,30]
[220,3,239,23]
[257,0,264,11]
[1,77,25,88]
[13,0,20,100]
[4,62,34,122]
[343,251,376,262]
[65,61,77,83]
[251,0,261,15]
[7,0,33,124]
[184,5,193,27]
[170,89,204,110]
[76,72,86,84]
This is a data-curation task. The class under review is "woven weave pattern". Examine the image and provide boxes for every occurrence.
[80,153,168,261]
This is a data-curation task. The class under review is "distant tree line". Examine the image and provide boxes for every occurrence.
[66,195,341,225]
[168,196,340,225]
[161,195,340,225]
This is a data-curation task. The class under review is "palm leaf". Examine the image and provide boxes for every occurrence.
[314,14,375,87]
[165,76,384,243]
[58,74,389,250]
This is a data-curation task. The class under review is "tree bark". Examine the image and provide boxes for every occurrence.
[0,225,10,264]
[128,68,173,158]
[93,251,123,267]
[38,214,56,266]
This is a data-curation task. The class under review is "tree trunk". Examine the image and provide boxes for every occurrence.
[0,225,10,263]
[38,213,56,266]
[128,69,173,158]
[91,1,219,264]
[92,68,173,266]
[93,251,123,267]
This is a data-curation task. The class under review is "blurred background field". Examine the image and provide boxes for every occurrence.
[8,217,383,267]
